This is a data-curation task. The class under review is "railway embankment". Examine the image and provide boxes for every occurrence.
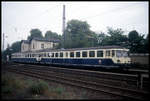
[2,62,149,100]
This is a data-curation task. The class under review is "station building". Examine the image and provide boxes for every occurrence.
[21,37,60,52]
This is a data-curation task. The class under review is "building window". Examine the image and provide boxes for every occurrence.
[41,44,44,49]
[33,44,35,49]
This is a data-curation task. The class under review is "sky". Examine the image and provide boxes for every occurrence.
[1,1,149,50]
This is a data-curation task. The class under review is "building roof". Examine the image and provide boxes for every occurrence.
[31,37,60,43]
[21,40,30,44]
[21,37,60,44]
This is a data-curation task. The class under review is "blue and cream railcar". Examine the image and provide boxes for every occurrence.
[11,46,131,68]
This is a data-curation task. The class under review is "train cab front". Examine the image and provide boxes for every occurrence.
[112,49,131,67]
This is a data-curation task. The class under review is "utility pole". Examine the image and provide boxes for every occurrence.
[62,5,66,48]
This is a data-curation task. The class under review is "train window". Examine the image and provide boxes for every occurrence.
[48,53,50,57]
[97,51,103,57]
[40,53,43,57]
[51,53,54,57]
[122,51,128,57]
[41,44,44,49]
[55,53,58,57]
[106,50,110,56]
[42,53,44,57]
[66,52,68,57]
[89,51,95,57]
[82,51,87,57]
[116,50,122,57]
[70,52,74,57]
[44,53,46,57]
[76,52,80,57]
[112,50,115,57]
[32,54,34,57]
[60,52,63,57]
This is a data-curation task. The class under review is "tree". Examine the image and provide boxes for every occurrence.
[45,30,61,40]
[64,19,98,48]
[144,34,149,53]
[107,27,128,46]
[27,29,43,40]
[96,27,128,47]
[2,41,21,61]
[128,30,145,53]
[10,41,21,53]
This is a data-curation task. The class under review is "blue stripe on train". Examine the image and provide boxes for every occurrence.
[11,58,114,65]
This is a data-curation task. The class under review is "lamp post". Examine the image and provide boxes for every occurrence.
[3,33,8,51]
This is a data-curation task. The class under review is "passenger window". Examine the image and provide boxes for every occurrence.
[66,52,68,57]
[55,53,58,57]
[82,51,87,57]
[106,50,110,56]
[70,52,74,57]
[76,52,80,57]
[60,52,63,57]
[51,53,54,57]
[89,51,95,57]
[44,53,46,57]
[97,51,103,57]
[112,50,115,57]
[47,53,50,57]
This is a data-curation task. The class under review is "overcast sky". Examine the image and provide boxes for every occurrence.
[1,1,149,50]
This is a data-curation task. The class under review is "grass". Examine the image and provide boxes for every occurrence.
[29,79,49,95]
[2,72,87,99]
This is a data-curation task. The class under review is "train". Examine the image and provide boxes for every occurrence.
[11,45,131,69]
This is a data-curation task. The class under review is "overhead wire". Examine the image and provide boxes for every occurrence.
[79,3,141,21]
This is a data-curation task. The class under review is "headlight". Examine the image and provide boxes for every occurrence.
[117,60,120,63]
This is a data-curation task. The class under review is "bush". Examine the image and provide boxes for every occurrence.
[2,75,14,86]
[2,74,25,96]
[55,87,65,95]
[29,80,49,95]
[2,86,13,94]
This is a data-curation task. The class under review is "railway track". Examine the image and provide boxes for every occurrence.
[11,63,148,87]
[8,64,138,88]
[4,63,149,100]
[5,63,149,89]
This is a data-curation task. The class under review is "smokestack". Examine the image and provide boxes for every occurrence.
[62,5,66,48]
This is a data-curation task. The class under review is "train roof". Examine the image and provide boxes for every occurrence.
[13,45,128,54]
